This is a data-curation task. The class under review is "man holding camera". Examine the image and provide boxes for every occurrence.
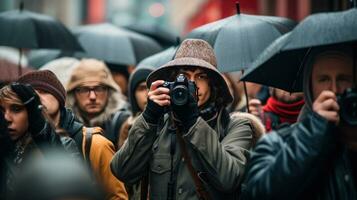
[111,39,255,200]
[241,44,357,199]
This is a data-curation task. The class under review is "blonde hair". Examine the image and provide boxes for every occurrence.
[0,85,23,106]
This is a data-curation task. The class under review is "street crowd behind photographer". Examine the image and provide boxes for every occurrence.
[111,39,264,200]
[241,44,357,199]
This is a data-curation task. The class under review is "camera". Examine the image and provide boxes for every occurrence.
[162,74,197,107]
[338,87,357,126]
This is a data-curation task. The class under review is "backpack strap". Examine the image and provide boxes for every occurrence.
[83,127,103,169]
[109,110,131,149]
[84,127,94,169]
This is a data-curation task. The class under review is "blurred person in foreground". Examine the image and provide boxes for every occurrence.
[18,70,128,200]
[248,88,304,131]
[111,39,263,200]
[9,152,102,200]
[0,83,67,199]
[241,44,357,199]
[66,59,129,150]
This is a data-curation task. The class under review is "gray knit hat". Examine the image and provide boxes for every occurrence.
[147,39,233,105]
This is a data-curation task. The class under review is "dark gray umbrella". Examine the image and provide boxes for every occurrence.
[73,23,163,66]
[136,46,177,69]
[0,6,83,75]
[241,8,357,92]
[0,9,82,51]
[186,5,296,73]
[28,49,72,69]
[124,23,179,49]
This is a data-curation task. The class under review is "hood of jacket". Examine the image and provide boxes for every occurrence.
[128,67,154,115]
[66,89,128,127]
[302,44,354,111]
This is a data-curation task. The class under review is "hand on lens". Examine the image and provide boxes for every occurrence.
[313,90,340,125]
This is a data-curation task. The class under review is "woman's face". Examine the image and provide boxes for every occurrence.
[0,101,29,141]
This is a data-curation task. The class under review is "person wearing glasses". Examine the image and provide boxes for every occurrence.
[17,69,128,200]
[66,59,130,150]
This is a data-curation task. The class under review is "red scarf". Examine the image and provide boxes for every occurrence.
[263,97,305,131]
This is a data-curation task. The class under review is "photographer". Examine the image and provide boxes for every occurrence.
[111,39,256,200]
[241,44,357,199]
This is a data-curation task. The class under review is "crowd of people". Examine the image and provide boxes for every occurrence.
[0,8,356,200]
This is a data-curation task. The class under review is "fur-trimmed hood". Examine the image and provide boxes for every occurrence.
[231,112,265,147]
[66,89,128,127]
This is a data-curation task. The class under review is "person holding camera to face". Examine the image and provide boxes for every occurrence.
[111,39,257,200]
[241,44,357,200]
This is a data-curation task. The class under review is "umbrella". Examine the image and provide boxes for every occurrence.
[186,4,296,73]
[136,46,177,69]
[0,59,33,84]
[124,23,179,48]
[241,8,357,92]
[73,23,163,66]
[0,10,82,51]
[0,4,83,75]
[27,49,74,69]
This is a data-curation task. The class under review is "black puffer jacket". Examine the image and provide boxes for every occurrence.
[241,110,357,200]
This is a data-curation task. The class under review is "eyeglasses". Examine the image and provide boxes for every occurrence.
[75,85,108,97]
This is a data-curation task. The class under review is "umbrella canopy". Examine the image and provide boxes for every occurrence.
[28,49,72,69]
[241,8,357,92]
[124,23,179,48]
[73,23,163,66]
[136,46,177,69]
[186,7,296,73]
[0,59,33,84]
[0,9,83,51]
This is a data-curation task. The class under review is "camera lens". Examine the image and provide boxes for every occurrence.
[172,85,188,106]
[339,88,357,126]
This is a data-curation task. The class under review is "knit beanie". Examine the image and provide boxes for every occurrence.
[18,70,66,107]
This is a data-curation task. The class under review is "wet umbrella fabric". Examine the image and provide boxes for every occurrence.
[136,46,177,69]
[0,10,83,51]
[124,23,179,48]
[241,8,357,92]
[73,23,162,66]
[187,13,296,72]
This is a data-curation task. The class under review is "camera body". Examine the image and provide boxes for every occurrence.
[162,74,197,107]
[338,87,357,126]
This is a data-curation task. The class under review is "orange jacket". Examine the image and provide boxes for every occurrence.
[82,127,128,200]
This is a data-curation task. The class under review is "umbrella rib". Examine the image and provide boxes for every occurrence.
[290,47,312,91]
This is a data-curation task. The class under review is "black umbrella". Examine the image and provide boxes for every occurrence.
[186,4,296,73]
[241,8,357,92]
[124,23,179,49]
[0,5,83,74]
[136,46,177,69]
[73,23,163,66]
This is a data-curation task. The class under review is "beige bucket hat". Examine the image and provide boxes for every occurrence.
[146,39,233,105]
[66,58,120,92]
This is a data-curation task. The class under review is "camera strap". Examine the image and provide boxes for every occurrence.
[175,126,211,200]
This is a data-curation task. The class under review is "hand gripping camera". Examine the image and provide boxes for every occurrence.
[338,87,357,126]
[162,74,198,107]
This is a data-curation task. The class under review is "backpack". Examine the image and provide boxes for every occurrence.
[82,127,104,168]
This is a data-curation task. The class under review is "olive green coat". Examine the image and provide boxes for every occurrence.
[111,109,253,200]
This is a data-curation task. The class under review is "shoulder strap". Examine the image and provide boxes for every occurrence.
[176,129,211,200]
[84,127,94,168]
[111,110,131,149]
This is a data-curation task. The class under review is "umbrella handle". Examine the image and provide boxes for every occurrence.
[18,48,22,77]
[241,70,250,113]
